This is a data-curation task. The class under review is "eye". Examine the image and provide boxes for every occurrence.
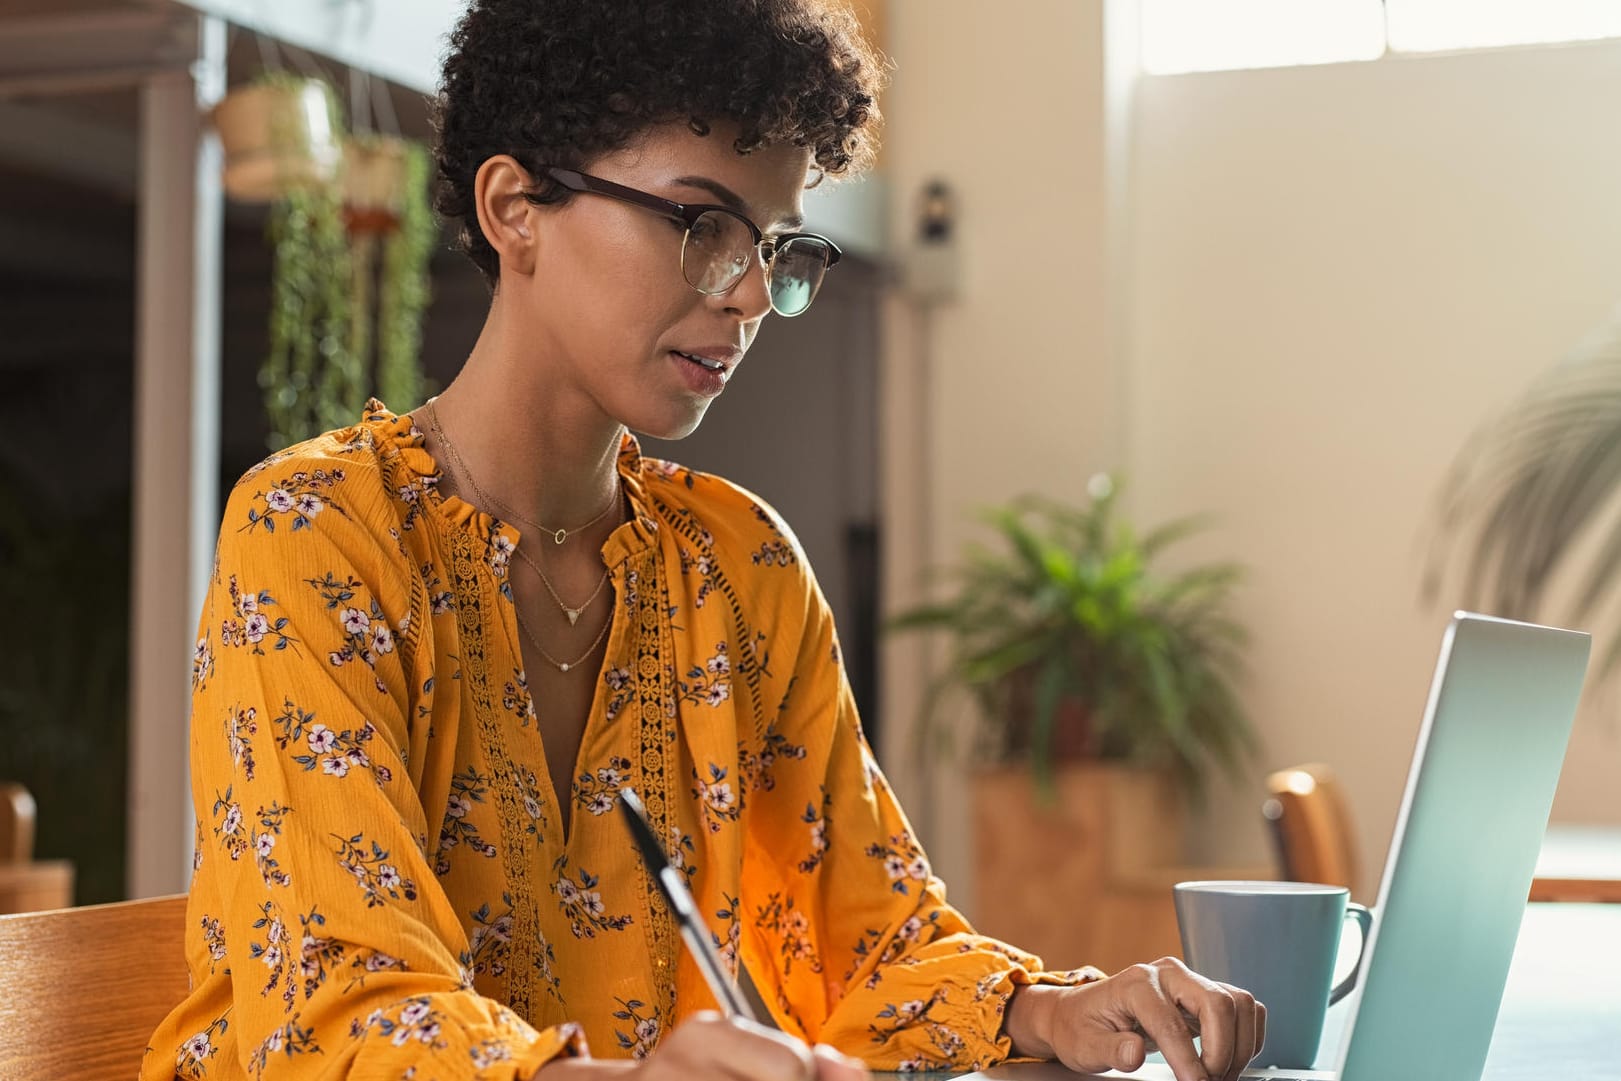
[687,214,724,242]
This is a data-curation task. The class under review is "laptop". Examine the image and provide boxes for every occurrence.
[951,612,1590,1081]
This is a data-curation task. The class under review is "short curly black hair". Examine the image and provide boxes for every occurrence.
[433,0,885,289]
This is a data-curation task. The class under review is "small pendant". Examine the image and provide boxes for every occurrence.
[553,528,568,544]
[559,662,570,672]
[565,608,581,626]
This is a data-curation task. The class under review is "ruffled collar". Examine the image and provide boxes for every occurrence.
[361,398,659,564]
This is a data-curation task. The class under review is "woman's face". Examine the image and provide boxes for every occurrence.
[508,122,816,440]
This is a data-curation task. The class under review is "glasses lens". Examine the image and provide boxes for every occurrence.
[767,238,832,317]
[682,210,755,295]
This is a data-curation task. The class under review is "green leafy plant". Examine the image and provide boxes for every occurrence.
[262,177,358,447]
[246,76,436,449]
[374,138,436,410]
[1427,326,1621,676]
[892,476,1256,794]
[255,74,357,448]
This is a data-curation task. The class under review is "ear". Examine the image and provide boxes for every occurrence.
[474,154,541,278]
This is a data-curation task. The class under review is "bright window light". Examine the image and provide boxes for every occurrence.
[1140,0,1386,75]
[1386,0,1621,52]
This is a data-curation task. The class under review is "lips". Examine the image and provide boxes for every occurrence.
[672,345,742,373]
[674,350,727,372]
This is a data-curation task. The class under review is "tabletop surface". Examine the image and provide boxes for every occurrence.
[881,902,1621,1081]
[1535,823,1621,879]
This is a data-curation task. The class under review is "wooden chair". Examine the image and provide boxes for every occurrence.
[1264,764,1621,904]
[0,782,74,914]
[1261,763,1360,898]
[0,782,37,862]
[0,894,190,1080]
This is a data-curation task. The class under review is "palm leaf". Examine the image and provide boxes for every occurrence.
[1430,320,1621,677]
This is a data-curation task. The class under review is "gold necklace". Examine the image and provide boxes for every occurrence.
[425,398,620,545]
[423,400,616,672]
[512,543,609,626]
[515,605,613,674]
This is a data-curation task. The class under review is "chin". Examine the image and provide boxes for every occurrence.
[627,403,712,442]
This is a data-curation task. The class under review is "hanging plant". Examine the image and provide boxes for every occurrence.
[217,70,434,448]
[262,177,359,447]
[375,139,435,409]
[212,72,343,204]
[343,133,436,412]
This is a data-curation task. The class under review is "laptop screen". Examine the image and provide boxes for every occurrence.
[1336,613,1588,1081]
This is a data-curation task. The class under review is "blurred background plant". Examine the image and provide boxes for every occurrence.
[891,474,1257,796]
[213,65,435,449]
[1427,321,1621,677]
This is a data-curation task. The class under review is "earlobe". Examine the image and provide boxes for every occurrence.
[474,154,539,276]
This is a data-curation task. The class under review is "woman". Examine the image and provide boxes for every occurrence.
[144,3,1264,1079]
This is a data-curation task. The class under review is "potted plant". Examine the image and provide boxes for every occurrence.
[894,473,1256,792]
[891,475,1259,969]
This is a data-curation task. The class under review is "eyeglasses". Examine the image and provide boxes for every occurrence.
[526,166,842,318]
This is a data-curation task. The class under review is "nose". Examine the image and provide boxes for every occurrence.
[713,249,774,322]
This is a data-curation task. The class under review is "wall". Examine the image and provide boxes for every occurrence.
[879,7,1621,913]
[878,0,1127,903]
[1129,40,1621,884]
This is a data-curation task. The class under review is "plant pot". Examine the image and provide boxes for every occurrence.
[969,760,1277,973]
[212,78,342,203]
[342,135,409,235]
[971,761,1187,973]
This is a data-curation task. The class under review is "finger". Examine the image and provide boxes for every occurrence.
[1113,1031,1149,1073]
[1162,966,1237,1081]
[811,1043,870,1081]
[1253,999,1268,1070]
[1055,1028,1150,1076]
[1039,983,1150,1075]
[1221,990,1258,1081]
[665,1014,816,1080]
[1127,978,1204,1081]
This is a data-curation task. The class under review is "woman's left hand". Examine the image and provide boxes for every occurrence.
[1005,957,1266,1081]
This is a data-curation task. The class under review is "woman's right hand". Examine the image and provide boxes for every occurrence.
[536,1013,870,1081]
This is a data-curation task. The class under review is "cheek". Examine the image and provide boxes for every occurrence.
[537,220,693,348]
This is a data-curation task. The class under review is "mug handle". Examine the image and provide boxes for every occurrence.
[1328,903,1374,1005]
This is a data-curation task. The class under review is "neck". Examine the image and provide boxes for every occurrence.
[424,298,627,538]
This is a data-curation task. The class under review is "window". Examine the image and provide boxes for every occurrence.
[1386,0,1621,52]
[1142,0,1621,75]
[1140,0,1384,74]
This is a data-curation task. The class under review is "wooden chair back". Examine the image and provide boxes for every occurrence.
[0,894,190,1081]
[0,782,37,862]
[1261,762,1360,898]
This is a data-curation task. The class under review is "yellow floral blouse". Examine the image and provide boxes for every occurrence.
[143,402,1099,1081]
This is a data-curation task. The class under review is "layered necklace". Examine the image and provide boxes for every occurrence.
[424,398,619,673]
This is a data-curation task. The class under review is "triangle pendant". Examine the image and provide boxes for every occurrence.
[565,608,581,625]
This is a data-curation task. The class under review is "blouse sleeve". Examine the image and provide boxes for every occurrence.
[736,543,1104,1073]
[181,461,584,1080]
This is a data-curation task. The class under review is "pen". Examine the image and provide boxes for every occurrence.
[618,787,759,1022]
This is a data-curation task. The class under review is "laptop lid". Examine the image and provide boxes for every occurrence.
[1334,612,1588,1081]
[948,612,1589,1081]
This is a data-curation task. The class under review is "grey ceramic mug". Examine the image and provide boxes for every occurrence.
[1174,880,1373,1070]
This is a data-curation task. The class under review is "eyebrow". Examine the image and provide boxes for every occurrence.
[671,174,805,231]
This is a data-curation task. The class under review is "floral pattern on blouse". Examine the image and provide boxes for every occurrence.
[142,401,1100,1081]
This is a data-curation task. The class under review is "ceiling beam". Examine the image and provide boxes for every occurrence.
[0,10,197,98]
